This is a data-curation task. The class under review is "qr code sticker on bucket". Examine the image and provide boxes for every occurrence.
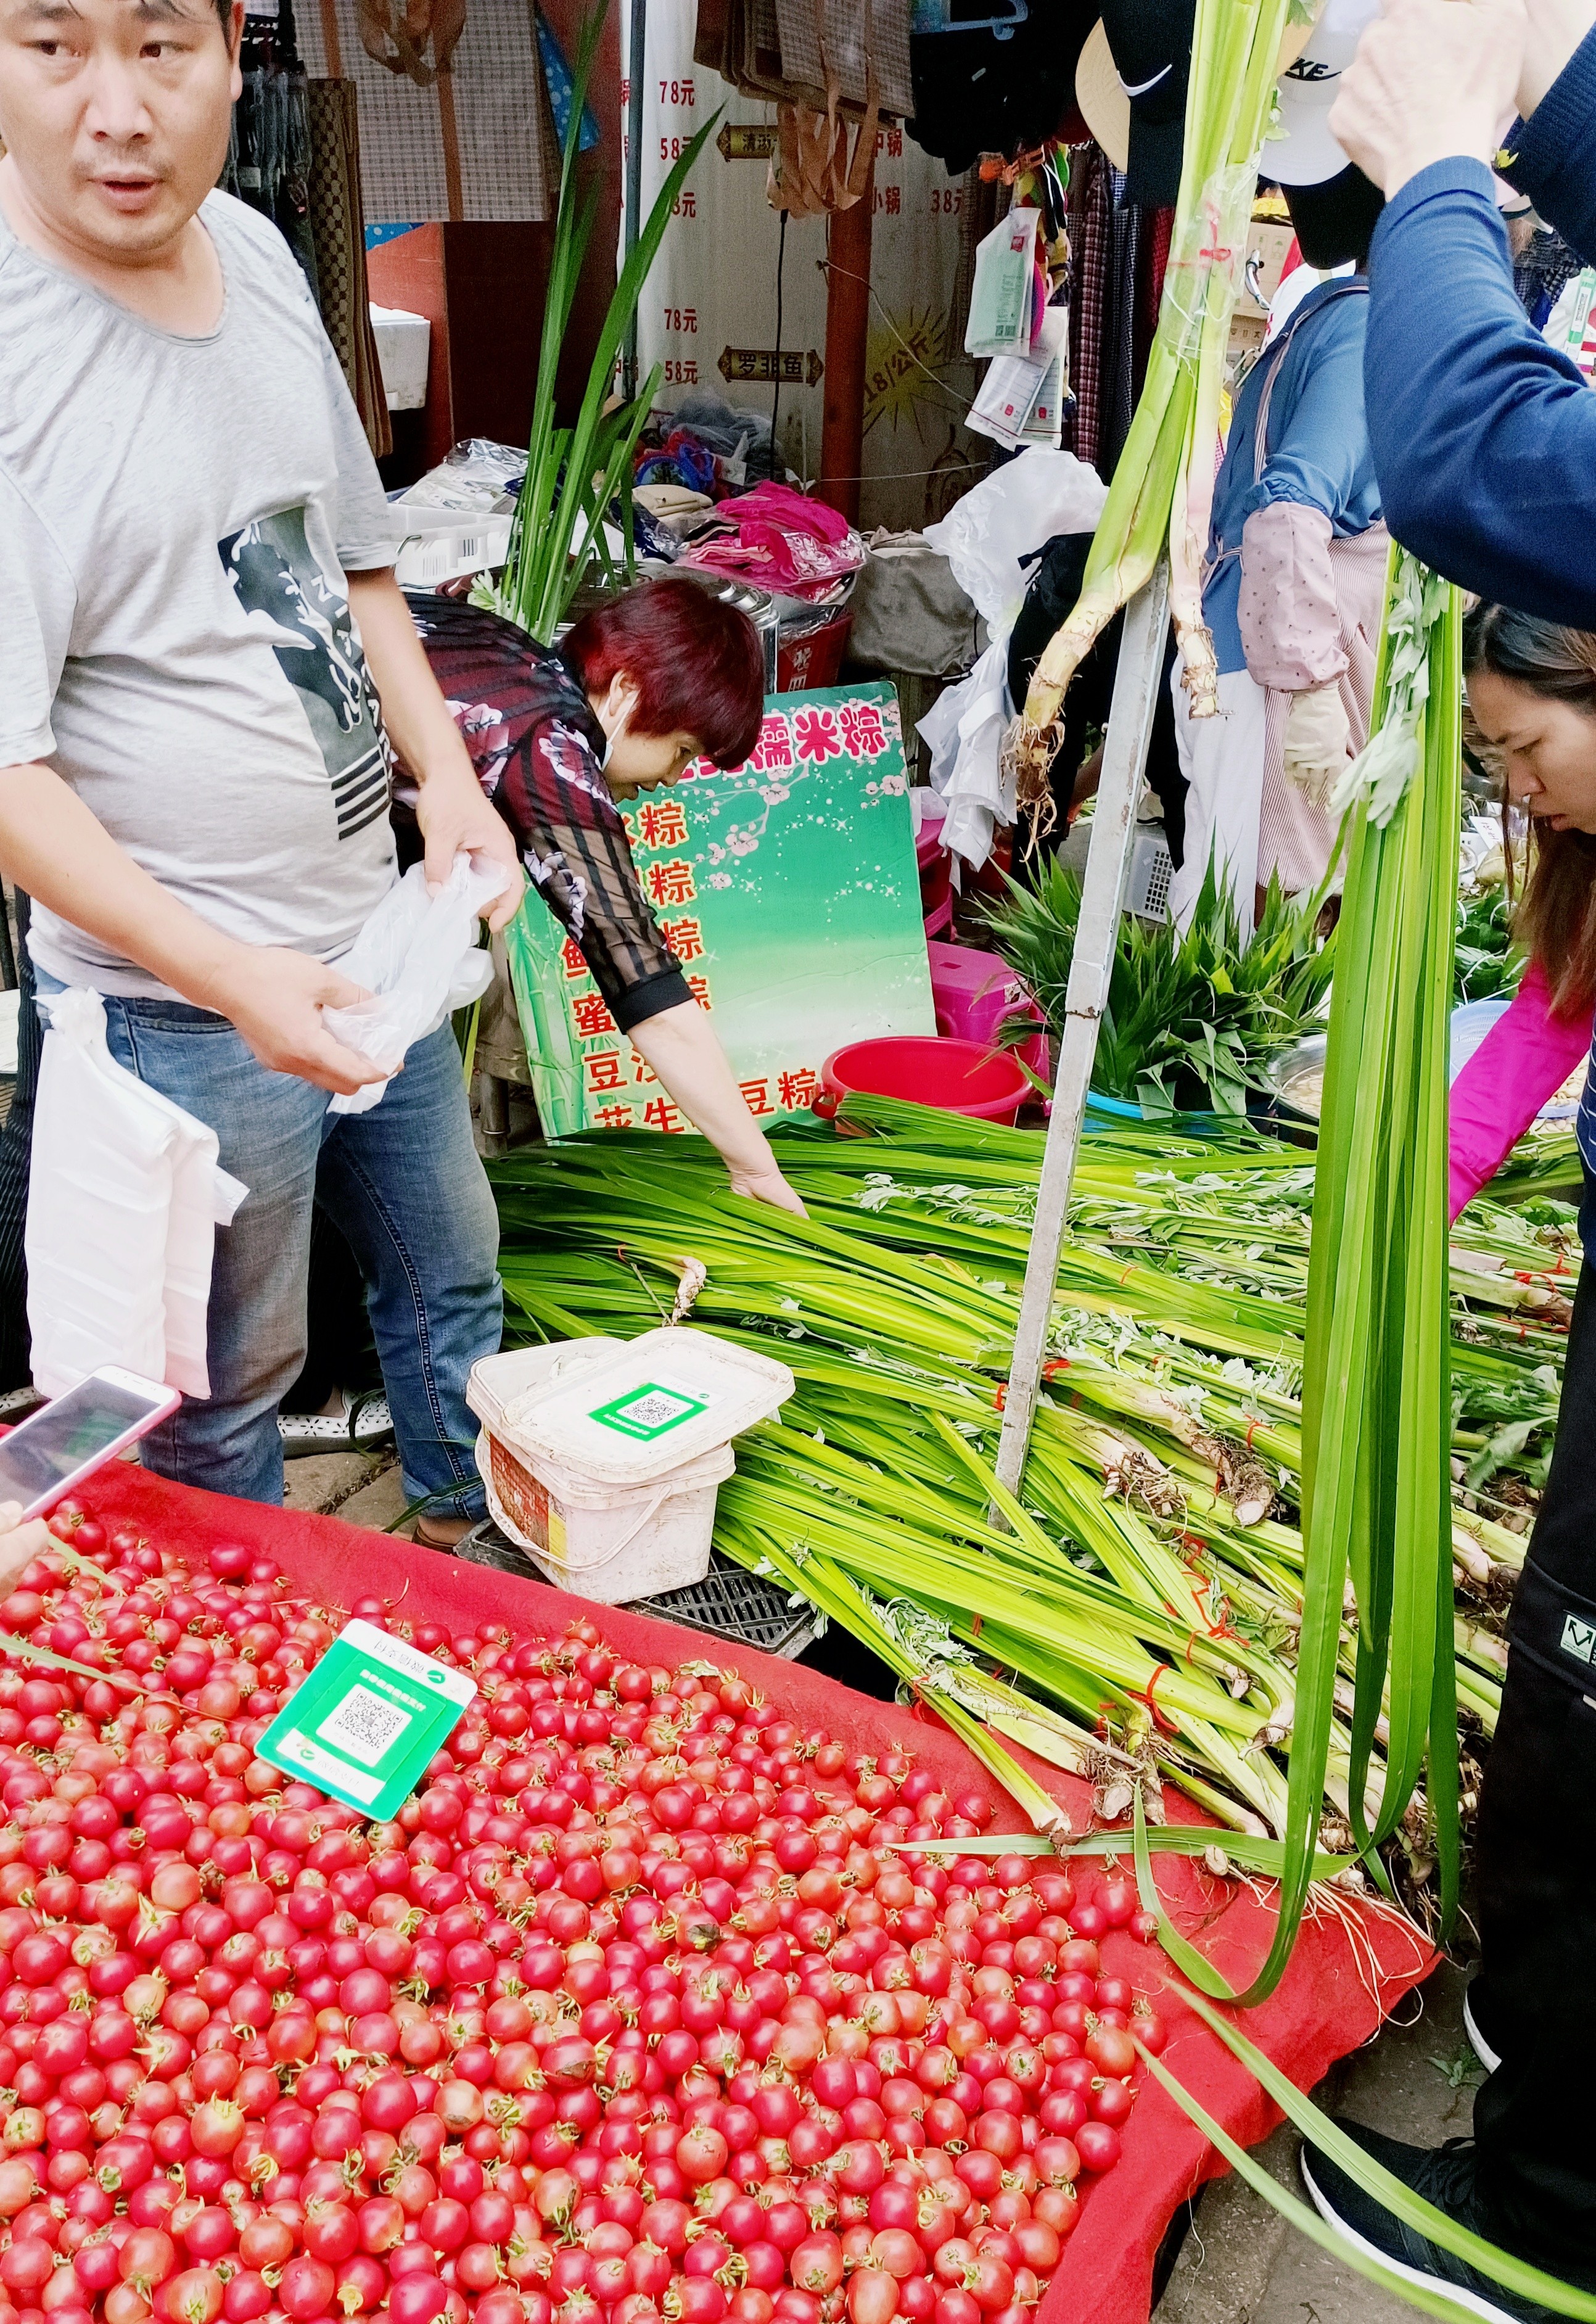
[316,1684,411,1767]
[621,1390,694,1429]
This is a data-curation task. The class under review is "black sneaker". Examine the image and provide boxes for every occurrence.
[1299,2121,1576,2324]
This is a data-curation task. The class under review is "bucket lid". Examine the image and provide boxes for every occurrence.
[467,1340,618,1439]
[487,1327,796,1486]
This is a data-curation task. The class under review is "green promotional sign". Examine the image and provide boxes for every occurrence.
[504,682,936,1137]
[257,1619,476,1819]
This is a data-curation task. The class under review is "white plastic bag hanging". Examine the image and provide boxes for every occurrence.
[918,450,1109,866]
[965,209,1042,359]
[323,851,514,1116]
[27,991,247,1401]
[922,447,1108,632]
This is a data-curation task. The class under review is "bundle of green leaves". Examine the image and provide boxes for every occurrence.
[984,853,1335,1114]
[1454,886,1524,1004]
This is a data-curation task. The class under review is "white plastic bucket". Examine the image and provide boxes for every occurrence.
[467,1329,794,1605]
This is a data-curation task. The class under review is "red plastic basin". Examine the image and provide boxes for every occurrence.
[816,1035,1032,1126]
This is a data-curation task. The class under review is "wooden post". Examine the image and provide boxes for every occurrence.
[992,566,1172,1506]
[816,150,874,522]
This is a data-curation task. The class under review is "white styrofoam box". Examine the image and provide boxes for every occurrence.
[370,305,430,412]
[389,510,514,589]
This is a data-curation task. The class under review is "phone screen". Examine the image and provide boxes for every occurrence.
[0,1377,162,1510]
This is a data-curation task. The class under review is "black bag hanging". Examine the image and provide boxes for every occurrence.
[907,0,1093,174]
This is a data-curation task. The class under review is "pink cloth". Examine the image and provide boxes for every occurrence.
[680,482,865,603]
[1449,955,1594,1219]
[1246,514,1389,896]
[1237,502,1349,690]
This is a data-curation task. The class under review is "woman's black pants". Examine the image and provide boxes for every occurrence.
[1472,1245,1596,2281]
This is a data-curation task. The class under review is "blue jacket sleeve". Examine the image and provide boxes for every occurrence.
[1365,159,1596,625]
[1500,22,1596,264]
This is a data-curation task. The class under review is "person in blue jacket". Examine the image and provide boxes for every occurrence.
[1280,7,1596,2318]
[1170,0,1390,937]
[1168,260,1385,936]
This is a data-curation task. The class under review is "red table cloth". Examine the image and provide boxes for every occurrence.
[63,1467,1436,2324]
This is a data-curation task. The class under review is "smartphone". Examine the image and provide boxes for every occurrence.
[0,1367,181,1517]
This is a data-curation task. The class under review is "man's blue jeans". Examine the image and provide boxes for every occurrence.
[37,984,501,1514]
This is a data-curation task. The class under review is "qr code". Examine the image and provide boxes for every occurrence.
[316,1684,411,1767]
[622,1390,693,1428]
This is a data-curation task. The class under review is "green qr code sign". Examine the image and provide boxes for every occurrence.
[255,1618,475,1820]
[589,1381,708,1440]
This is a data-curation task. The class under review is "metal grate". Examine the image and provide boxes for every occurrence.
[454,1525,822,1660]
[1125,828,1174,921]
[638,1555,822,1659]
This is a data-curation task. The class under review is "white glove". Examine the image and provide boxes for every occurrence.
[1283,682,1352,802]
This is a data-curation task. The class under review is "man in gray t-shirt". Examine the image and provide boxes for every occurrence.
[0,0,522,1520]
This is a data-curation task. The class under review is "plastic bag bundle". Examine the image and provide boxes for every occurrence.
[324,850,513,1115]
[27,991,247,1401]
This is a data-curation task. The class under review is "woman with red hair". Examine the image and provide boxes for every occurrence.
[406,576,803,1216]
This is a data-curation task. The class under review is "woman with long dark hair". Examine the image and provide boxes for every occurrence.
[1449,606,1596,1221]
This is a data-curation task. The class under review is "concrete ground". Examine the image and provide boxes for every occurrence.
[1153,1961,1482,2324]
[284,1446,409,1531]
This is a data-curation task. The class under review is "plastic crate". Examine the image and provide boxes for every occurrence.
[1126,828,1174,921]
[455,1524,822,1659]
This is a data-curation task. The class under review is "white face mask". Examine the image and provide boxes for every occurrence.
[596,680,635,771]
[599,706,631,771]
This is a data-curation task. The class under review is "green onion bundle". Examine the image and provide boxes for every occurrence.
[489,1074,1561,1916]
[1251,553,1465,1998]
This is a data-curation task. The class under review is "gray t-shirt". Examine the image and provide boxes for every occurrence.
[0,188,400,998]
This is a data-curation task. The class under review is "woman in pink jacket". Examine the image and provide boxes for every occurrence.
[1450,605,1596,1224]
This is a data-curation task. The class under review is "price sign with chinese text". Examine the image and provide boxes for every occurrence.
[504,683,935,1137]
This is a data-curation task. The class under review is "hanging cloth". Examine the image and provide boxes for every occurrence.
[224,0,319,297]
[306,78,393,459]
[1065,144,1109,469]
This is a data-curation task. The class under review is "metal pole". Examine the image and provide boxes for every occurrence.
[992,564,1172,1500]
[623,0,647,400]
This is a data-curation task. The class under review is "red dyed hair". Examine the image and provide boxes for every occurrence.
[561,576,766,769]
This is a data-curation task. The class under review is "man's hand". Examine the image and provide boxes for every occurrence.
[200,945,389,1095]
[0,1506,56,1599]
[1518,0,1596,117]
[726,1158,808,1217]
[1330,0,1527,197]
[413,764,524,933]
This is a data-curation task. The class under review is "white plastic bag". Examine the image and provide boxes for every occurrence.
[917,638,1015,869]
[965,210,1041,359]
[27,991,247,1401]
[922,447,1108,632]
[919,451,1109,867]
[324,851,512,1116]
